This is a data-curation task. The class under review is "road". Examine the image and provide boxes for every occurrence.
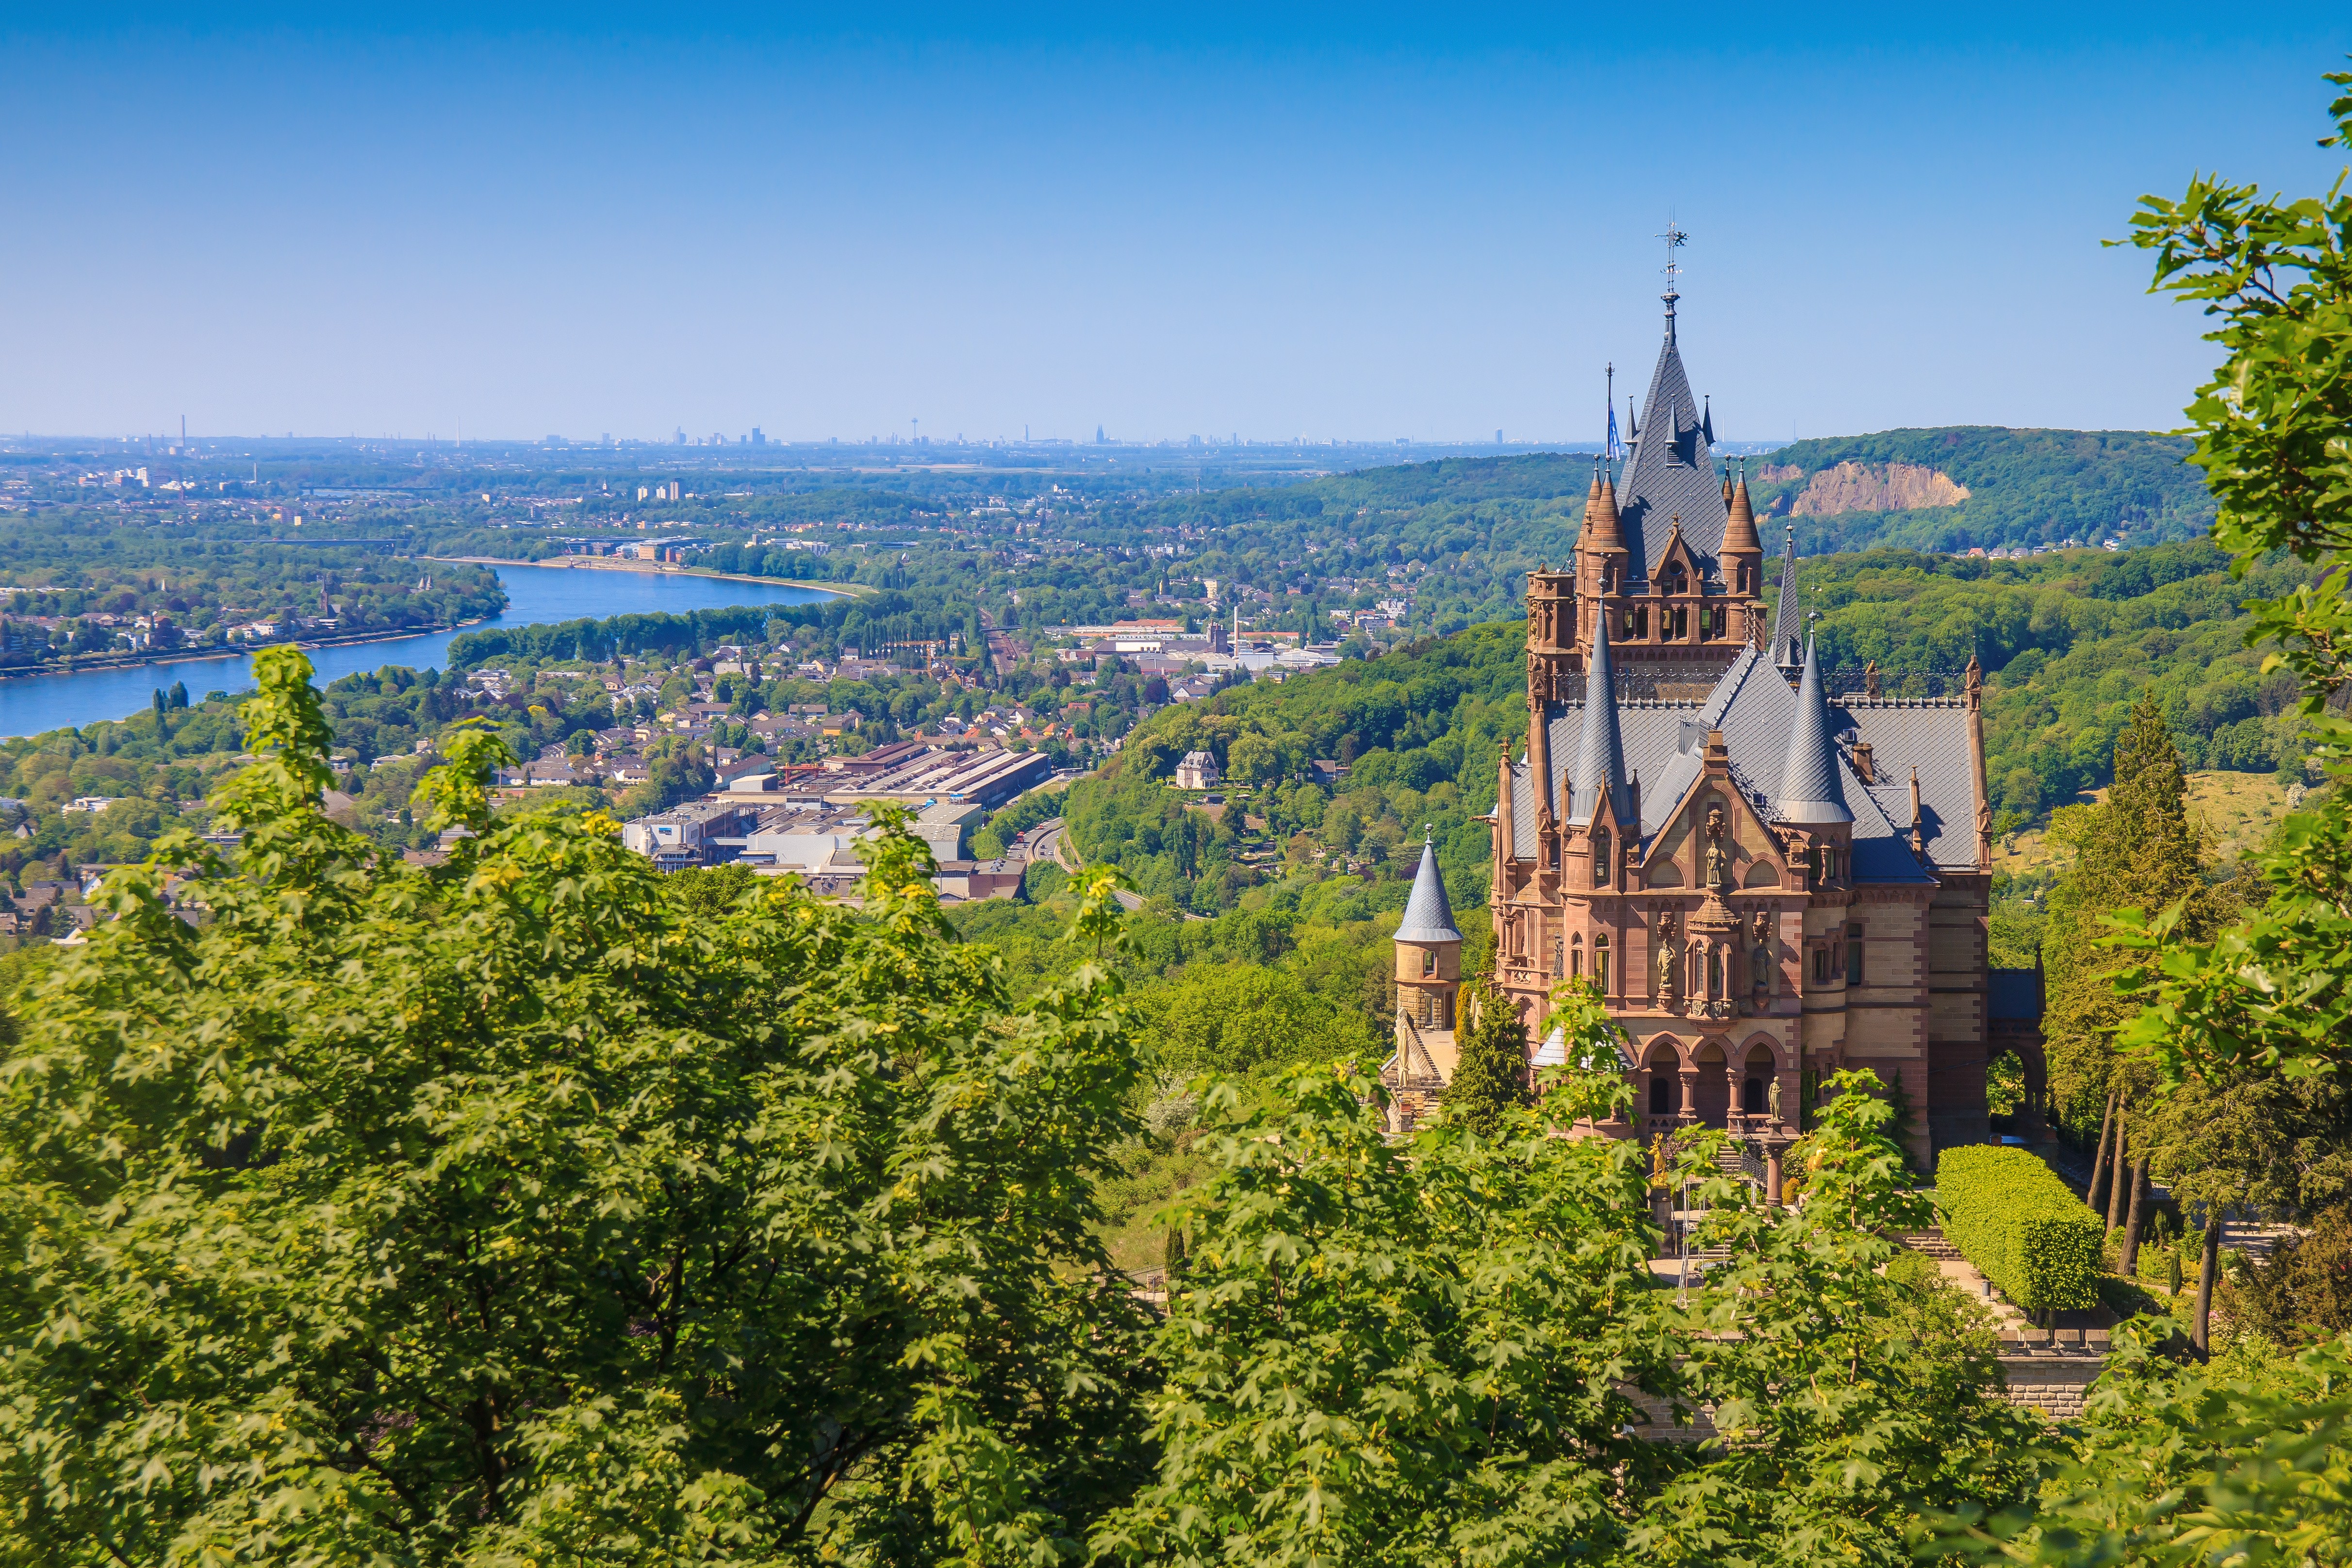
[1023,817,1078,873]
[1013,818,1142,909]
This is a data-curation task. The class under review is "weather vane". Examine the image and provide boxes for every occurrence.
[1658,216,1688,294]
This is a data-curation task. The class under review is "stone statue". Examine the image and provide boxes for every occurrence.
[1768,1076,1782,1122]
[1703,806,1728,891]
[1656,922,1678,997]
[1750,912,1773,990]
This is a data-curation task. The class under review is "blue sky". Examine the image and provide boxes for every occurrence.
[3,5,2346,445]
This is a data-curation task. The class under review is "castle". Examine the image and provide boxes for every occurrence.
[1382,281,2016,1166]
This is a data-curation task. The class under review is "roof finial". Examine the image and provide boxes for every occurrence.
[1605,362,1621,464]
[1659,215,1687,329]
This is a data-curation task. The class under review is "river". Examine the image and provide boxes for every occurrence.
[0,564,839,739]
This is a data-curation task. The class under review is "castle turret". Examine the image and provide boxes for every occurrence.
[1774,637,1852,827]
[1722,464,1763,587]
[1382,834,1465,1132]
[1396,833,1463,1032]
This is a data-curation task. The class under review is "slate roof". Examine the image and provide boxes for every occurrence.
[1395,837,1463,943]
[1565,615,1633,826]
[1510,646,1970,883]
[1768,524,1803,669]
[1840,701,1982,869]
[1614,306,1729,581]
[1989,967,2044,1022]
[1775,640,1853,825]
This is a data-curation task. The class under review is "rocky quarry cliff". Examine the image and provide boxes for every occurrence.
[1757,460,1971,517]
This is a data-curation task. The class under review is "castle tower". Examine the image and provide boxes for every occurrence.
[1721,464,1765,640]
[1395,834,1463,1033]
[1569,287,1761,671]
[1381,835,1464,1132]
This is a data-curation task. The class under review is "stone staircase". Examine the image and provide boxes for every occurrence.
[1897,1228,1963,1262]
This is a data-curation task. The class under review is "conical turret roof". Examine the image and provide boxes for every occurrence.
[1723,471,1761,556]
[1568,614,1634,827]
[1395,834,1462,943]
[1774,637,1852,825]
[1584,468,1624,549]
[1769,524,1802,669]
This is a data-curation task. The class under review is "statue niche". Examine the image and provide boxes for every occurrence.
[1703,805,1729,893]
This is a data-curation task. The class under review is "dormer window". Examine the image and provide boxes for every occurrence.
[1666,564,1688,595]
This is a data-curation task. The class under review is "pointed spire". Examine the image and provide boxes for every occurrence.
[1723,462,1761,558]
[1585,466,1623,550]
[1396,831,1463,943]
[1775,638,1853,825]
[1769,524,1802,670]
[1568,614,1632,828]
[1702,394,1714,445]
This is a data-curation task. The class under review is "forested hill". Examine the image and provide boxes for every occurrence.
[1745,427,2212,555]
[1065,538,2307,920]
[1057,430,2213,634]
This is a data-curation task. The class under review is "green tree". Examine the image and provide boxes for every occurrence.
[2042,690,2219,1136]
[1933,60,2352,1568]
[1442,970,1530,1138]
[0,647,1157,1565]
[1098,1062,2038,1567]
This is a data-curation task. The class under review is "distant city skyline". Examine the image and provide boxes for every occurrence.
[4,5,2347,444]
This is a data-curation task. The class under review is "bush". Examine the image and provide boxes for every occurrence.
[2230,1207,2352,1344]
[1936,1146,2104,1313]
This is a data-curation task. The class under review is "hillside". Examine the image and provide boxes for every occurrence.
[1744,427,2212,555]
[1059,537,2307,924]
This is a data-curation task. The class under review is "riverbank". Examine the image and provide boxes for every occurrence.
[0,618,490,683]
[0,563,843,739]
[426,556,859,597]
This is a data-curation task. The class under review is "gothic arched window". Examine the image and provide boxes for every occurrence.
[1570,933,1582,978]
[1595,934,1610,991]
[1591,829,1611,888]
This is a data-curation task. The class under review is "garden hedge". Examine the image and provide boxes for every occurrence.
[1934,1146,2103,1313]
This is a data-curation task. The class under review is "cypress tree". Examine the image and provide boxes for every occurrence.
[2044,691,2224,1140]
[1446,971,1529,1139]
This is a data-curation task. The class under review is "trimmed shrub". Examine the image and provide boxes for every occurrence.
[1936,1146,2103,1313]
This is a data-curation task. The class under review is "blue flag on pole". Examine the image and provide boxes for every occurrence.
[1606,400,1621,463]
